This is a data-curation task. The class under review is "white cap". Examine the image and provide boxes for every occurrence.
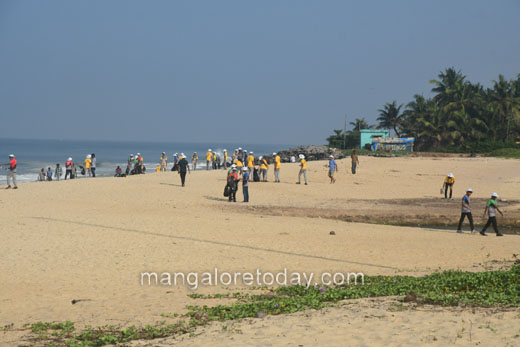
[68,157,72,161]
[175,153,178,155]
[466,188,473,193]
[242,167,248,171]
[182,155,187,159]
[231,164,237,168]
[259,156,263,159]
[9,154,14,158]
[137,153,140,156]
[162,152,165,154]
[448,173,454,178]
[491,192,498,198]
[194,151,197,154]
[299,154,305,159]
[208,149,212,151]
[329,155,334,158]
[224,149,227,152]
[273,152,277,155]
[250,151,254,154]
[87,154,91,159]
[181,153,184,156]
[130,154,134,156]
[238,147,242,150]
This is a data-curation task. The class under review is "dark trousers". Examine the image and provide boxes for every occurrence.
[444,183,453,199]
[457,212,474,231]
[243,186,249,202]
[352,163,357,174]
[91,167,96,177]
[180,171,186,186]
[65,169,73,179]
[482,216,499,234]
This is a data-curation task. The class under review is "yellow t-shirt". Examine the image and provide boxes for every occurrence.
[84,158,91,169]
[206,152,212,161]
[234,159,243,167]
[192,154,198,161]
[444,176,455,184]
[224,152,228,161]
[300,159,307,170]
[247,155,255,168]
[260,159,268,170]
[275,155,281,169]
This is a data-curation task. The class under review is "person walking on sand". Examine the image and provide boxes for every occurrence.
[480,192,504,237]
[259,156,268,182]
[242,167,249,202]
[273,152,281,183]
[160,152,168,172]
[91,153,96,177]
[223,149,228,169]
[54,163,62,181]
[177,154,190,187]
[456,188,475,233]
[84,154,92,177]
[65,157,74,179]
[328,155,338,184]
[297,154,308,185]
[442,173,455,199]
[351,149,359,174]
[3,154,18,189]
[191,152,198,170]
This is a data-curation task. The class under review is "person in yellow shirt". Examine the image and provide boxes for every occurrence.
[297,154,307,185]
[84,155,92,177]
[223,149,228,169]
[159,152,168,172]
[442,173,455,199]
[206,149,212,170]
[273,152,281,183]
[212,152,217,169]
[234,158,243,169]
[247,151,255,176]
[191,152,198,170]
[259,156,269,182]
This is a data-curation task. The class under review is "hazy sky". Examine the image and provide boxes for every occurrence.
[1,1,519,145]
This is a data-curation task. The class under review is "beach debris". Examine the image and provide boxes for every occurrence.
[403,292,417,303]
[329,231,336,235]
[255,310,267,318]
[71,299,92,305]
[193,311,208,321]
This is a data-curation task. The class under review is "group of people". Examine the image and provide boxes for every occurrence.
[126,153,145,175]
[35,153,97,182]
[443,173,505,236]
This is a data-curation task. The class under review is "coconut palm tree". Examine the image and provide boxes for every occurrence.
[377,101,403,137]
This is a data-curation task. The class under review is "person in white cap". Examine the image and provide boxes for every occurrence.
[2,154,18,189]
[177,154,190,187]
[297,154,308,185]
[273,152,281,183]
[65,157,74,179]
[160,152,168,172]
[259,156,269,182]
[456,189,475,233]
[480,193,504,236]
[206,149,212,170]
[327,155,338,184]
[242,166,250,202]
[247,151,255,177]
[442,173,455,199]
[223,149,228,169]
[227,166,240,202]
[84,154,92,177]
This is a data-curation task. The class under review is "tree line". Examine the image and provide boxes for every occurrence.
[327,68,520,151]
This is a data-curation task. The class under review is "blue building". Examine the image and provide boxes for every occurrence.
[359,129,389,149]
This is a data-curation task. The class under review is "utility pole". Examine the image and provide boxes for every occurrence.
[343,114,347,149]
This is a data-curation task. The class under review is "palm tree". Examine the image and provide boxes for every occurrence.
[488,74,520,141]
[377,101,403,137]
[349,117,369,131]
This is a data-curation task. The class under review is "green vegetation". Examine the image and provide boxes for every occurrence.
[328,68,520,152]
[14,265,519,346]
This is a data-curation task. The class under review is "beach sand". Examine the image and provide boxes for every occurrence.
[1,156,519,346]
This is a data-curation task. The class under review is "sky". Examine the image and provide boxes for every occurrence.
[0,0,519,145]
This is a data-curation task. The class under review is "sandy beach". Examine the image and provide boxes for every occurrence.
[1,155,520,346]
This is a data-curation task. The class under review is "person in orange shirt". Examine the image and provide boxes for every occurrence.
[273,152,281,183]
[297,154,308,185]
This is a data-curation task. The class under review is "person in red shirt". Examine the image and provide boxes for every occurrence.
[227,167,240,202]
[3,154,18,189]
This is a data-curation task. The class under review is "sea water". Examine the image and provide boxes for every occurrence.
[0,138,293,183]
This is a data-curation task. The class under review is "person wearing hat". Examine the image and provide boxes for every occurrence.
[3,154,18,189]
[273,152,281,183]
[242,166,250,202]
[191,152,198,170]
[259,156,268,182]
[227,166,240,202]
[327,155,338,184]
[456,189,475,233]
[297,154,308,185]
[65,157,74,179]
[442,173,455,199]
[177,154,190,187]
[160,152,168,172]
[480,193,504,236]
[127,154,134,175]
[84,154,92,177]
[247,152,255,177]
